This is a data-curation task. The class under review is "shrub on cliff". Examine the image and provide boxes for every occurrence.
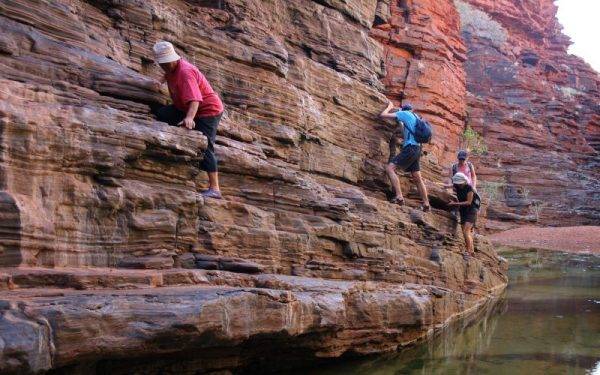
[479,177,507,202]
[462,126,488,155]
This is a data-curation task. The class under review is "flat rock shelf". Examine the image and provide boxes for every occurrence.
[1,263,506,374]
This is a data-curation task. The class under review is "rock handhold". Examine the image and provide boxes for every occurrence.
[117,255,175,270]
[194,254,263,274]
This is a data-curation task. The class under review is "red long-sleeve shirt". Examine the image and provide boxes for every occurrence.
[165,59,223,118]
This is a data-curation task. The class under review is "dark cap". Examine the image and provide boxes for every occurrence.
[457,150,468,160]
[401,104,413,111]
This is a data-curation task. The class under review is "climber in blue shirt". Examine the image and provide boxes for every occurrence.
[380,101,430,211]
[394,110,419,147]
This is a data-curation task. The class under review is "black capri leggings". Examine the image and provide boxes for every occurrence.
[154,105,221,173]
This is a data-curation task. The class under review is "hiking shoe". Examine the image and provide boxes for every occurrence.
[450,210,459,221]
[202,189,222,199]
[422,204,431,212]
[390,197,405,206]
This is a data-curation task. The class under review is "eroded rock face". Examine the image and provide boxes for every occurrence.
[456,0,600,229]
[8,0,597,372]
[1,261,507,373]
[372,0,599,231]
[371,0,468,167]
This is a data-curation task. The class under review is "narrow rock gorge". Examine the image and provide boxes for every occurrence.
[0,0,595,373]
[372,0,599,230]
[457,0,599,229]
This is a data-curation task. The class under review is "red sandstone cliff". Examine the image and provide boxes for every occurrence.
[0,0,595,373]
[458,0,599,229]
[0,1,507,372]
[373,0,599,230]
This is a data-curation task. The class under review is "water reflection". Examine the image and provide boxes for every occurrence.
[312,250,600,375]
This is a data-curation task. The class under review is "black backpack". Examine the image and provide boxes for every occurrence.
[472,190,482,209]
[403,111,433,144]
[454,185,481,209]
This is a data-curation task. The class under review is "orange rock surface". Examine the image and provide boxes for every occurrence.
[458,0,599,229]
[0,0,596,372]
[374,0,599,230]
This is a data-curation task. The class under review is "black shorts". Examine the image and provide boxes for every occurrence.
[459,207,478,225]
[154,105,221,173]
[391,144,421,172]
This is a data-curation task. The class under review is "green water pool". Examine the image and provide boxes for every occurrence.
[311,249,600,375]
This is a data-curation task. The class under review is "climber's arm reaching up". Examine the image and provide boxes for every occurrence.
[380,101,398,120]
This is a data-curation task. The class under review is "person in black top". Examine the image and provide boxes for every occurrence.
[448,172,480,257]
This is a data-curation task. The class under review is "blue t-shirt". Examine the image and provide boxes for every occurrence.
[395,111,418,147]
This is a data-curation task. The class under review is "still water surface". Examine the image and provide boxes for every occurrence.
[312,249,600,375]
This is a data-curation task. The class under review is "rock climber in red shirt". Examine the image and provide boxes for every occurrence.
[152,41,224,199]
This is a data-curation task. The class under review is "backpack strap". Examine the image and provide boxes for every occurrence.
[403,122,415,137]
[398,111,417,138]
[453,162,474,176]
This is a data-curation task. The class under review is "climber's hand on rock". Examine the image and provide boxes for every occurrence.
[152,75,166,92]
[179,117,195,130]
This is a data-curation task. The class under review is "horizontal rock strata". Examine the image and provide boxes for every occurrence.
[457,0,599,229]
[1,251,506,373]
[9,0,600,372]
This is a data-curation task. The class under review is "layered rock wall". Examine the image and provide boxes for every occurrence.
[0,0,391,268]
[457,0,599,229]
[371,0,467,166]
[373,0,599,230]
[0,0,508,373]
[1,0,597,372]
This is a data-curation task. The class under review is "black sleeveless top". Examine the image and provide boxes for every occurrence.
[454,184,479,209]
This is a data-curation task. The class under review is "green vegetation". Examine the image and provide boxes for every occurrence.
[479,177,507,202]
[461,126,488,155]
[531,201,546,222]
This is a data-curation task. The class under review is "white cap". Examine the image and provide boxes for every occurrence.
[153,41,181,64]
[452,172,469,185]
